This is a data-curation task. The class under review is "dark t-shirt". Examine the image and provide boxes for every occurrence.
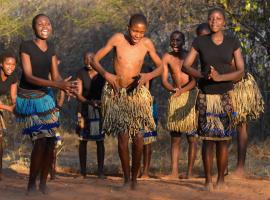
[0,71,17,95]
[77,68,105,100]
[192,34,240,94]
[19,40,56,90]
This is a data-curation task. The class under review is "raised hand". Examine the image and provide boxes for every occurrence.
[56,76,78,97]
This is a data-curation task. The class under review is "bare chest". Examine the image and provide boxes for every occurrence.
[115,42,147,64]
[168,56,184,73]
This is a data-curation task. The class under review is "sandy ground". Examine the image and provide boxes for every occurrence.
[0,165,270,200]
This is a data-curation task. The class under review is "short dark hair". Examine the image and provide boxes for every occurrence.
[129,13,147,27]
[208,7,226,20]
[196,23,210,36]
[0,51,16,63]
[170,31,185,43]
[32,13,50,30]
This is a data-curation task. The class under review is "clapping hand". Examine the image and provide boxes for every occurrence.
[209,66,222,81]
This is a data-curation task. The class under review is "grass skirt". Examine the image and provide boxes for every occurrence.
[230,73,264,124]
[197,91,236,141]
[101,83,155,138]
[143,101,158,145]
[15,87,59,140]
[166,88,198,136]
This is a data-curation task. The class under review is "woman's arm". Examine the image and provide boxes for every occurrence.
[21,53,75,92]
[183,47,203,79]
[209,48,244,81]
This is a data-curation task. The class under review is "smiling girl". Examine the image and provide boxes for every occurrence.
[15,14,76,194]
[0,51,17,180]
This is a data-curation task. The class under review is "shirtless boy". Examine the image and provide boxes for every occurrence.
[162,31,198,179]
[91,13,162,189]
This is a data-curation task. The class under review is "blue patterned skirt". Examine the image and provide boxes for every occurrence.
[15,87,59,140]
[196,91,236,141]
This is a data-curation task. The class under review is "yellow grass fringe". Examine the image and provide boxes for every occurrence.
[143,135,157,145]
[205,94,225,132]
[166,88,198,134]
[101,83,155,138]
[230,73,264,124]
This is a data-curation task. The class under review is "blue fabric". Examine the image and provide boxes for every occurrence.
[16,88,56,115]
[16,88,59,136]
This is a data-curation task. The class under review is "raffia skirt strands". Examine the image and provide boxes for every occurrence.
[197,91,236,141]
[143,100,158,145]
[230,73,264,124]
[101,83,156,138]
[166,88,198,136]
[15,87,59,140]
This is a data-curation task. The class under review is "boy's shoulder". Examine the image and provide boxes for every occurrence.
[109,32,125,44]
[162,52,172,60]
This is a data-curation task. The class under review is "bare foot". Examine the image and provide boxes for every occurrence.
[26,185,38,196]
[139,174,150,180]
[215,182,228,191]
[179,173,193,179]
[50,174,57,180]
[97,172,106,179]
[203,182,214,192]
[130,181,137,190]
[39,184,49,194]
[79,174,87,179]
[230,168,245,179]
[161,174,179,180]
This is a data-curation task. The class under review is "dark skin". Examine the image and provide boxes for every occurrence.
[183,11,244,190]
[75,52,105,178]
[0,57,17,181]
[139,82,153,179]
[230,60,247,177]
[21,15,77,194]
[91,21,162,189]
[161,32,197,179]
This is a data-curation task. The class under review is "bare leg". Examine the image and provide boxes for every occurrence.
[27,138,46,193]
[131,133,144,190]
[0,136,3,180]
[186,135,197,178]
[202,140,214,191]
[216,140,229,190]
[170,133,181,178]
[118,133,130,184]
[141,143,152,178]
[235,122,248,177]
[50,144,57,180]
[96,140,105,177]
[39,138,55,194]
[79,140,87,178]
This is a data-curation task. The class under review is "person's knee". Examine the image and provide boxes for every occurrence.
[187,136,197,144]
[171,136,181,145]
